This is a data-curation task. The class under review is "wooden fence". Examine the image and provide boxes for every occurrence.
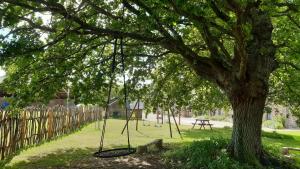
[0,106,102,160]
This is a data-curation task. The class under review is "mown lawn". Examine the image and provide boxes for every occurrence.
[4,119,300,169]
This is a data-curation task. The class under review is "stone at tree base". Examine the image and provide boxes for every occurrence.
[137,145,148,154]
[137,139,163,154]
[152,139,163,149]
[282,147,289,155]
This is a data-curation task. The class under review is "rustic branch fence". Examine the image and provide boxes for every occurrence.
[0,105,102,161]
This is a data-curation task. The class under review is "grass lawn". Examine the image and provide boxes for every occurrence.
[4,119,300,169]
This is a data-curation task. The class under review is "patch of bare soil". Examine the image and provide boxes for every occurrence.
[67,153,173,169]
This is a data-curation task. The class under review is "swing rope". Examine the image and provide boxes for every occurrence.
[95,3,135,157]
[120,37,131,150]
[98,39,118,152]
[95,37,135,158]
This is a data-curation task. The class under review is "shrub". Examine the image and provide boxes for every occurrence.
[164,138,298,169]
[263,145,298,169]
[263,120,284,129]
[164,138,253,169]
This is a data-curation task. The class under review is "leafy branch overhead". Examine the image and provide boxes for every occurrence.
[0,0,298,109]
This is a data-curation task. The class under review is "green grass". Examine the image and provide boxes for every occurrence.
[263,130,300,166]
[3,119,300,168]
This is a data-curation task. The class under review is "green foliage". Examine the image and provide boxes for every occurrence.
[165,137,299,169]
[0,0,298,114]
[263,120,284,129]
[264,106,272,114]
[263,145,299,169]
[164,138,253,169]
[268,1,300,121]
[144,54,230,115]
[263,113,285,129]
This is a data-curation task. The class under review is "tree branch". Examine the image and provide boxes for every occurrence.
[3,0,164,43]
[85,0,122,20]
[209,1,230,22]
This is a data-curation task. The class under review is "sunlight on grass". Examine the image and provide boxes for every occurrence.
[4,119,300,169]
[6,119,189,168]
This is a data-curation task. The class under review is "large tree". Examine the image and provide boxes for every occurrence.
[0,0,299,165]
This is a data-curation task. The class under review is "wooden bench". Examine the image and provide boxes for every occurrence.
[198,123,213,130]
[136,139,163,154]
[192,119,213,130]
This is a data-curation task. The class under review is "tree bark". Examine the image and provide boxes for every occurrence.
[228,92,267,164]
[223,7,277,165]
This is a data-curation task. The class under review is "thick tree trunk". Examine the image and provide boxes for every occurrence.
[229,93,267,164]
[224,8,277,165]
[176,3,277,166]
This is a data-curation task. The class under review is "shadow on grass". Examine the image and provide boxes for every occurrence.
[182,127,295,141]
[262,131,295,140]
[5,148,93,169]
[4,146,171,169]
[4,127,298,169]
[0,122,97,168]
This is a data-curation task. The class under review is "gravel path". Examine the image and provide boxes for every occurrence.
[144,113,233,128]
[143,113,300,132]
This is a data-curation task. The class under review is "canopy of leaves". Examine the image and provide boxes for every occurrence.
[143,54,229,115]
[0,0,299,114]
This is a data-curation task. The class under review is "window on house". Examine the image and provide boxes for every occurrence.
[266,113,272,120]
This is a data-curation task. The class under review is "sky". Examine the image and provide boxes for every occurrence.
[0,12,52,79]
[0,26,9,77]
[0,29,8,77]
[0,70,5,77]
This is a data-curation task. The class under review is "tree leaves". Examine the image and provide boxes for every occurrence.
[0,0,298,117]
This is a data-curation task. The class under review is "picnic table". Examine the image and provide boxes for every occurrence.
[192,119,213,130]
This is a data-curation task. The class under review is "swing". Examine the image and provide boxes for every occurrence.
[94,38,136,158]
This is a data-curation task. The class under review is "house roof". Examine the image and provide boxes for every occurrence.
[107,97,144,110]
[108,97,120,106]
[127,101,144,110]
[53,89,74,99]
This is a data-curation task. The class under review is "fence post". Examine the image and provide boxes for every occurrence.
[0,105,101,161]
[47,109,53,140]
